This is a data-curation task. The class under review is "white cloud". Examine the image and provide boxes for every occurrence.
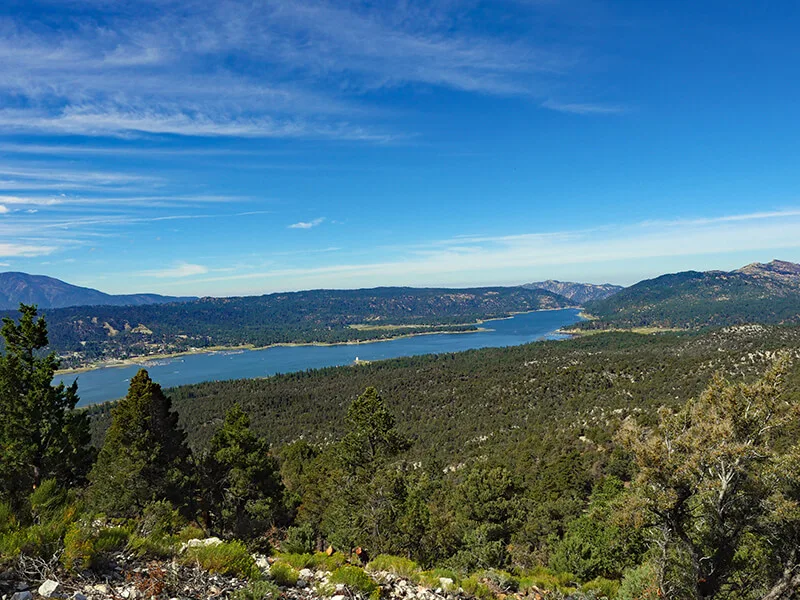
[139,262,209,278]
[288,217,325,229]
[179,209,800,292]
[0,205,8,214]
[0,242,56,257]
[541,99,626,115]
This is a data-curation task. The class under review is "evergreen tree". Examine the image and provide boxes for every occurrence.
[0,304,91,507]
[338,387,409,473]
[619,356,800,599]
[201,403,285,539]
[320,388,411,552]
[88,369,190,517]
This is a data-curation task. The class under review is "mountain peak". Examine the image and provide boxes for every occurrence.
[522,280,623,304]
[0,272,196,310]
[735,260,800,287]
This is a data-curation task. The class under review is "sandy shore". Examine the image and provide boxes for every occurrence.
[55,326,490,375]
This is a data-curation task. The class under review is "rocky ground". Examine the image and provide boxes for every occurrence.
[1,540,517,600]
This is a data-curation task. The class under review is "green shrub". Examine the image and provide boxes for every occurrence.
[418,568,459,590]
[232,580,282,600]
[309,551,347,572]
[518,566,577,595]
[62,522,97,573]
[330,565,378,596]
[270,561,299,586]
[478,570,519,592]
[283,523,316,554]
[128,533,178,558]
[62,523,131,573]
[0,502,17,533]
[139,500,185,536]
[185,540,261,580]
[177,524,206,542]
[367,554,420,581]
[274,552,315,569]
[617,563,659,600]
[29,479,68,520]
[460,575,494,600]
[95,527,130,553]
[583,577,620,599]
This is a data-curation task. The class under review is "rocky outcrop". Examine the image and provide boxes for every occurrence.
[1,551,499,600]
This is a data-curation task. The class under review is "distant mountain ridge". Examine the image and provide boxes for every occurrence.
[0,272,195,310]
[523,280,623,304]
[575,259,800,330]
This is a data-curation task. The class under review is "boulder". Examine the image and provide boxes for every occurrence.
[298,568,314,580]
[89,584,111,595]
[181,537,222,552]
[37,580,60,598]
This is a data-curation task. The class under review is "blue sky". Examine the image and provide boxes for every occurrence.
[1,0,800,296]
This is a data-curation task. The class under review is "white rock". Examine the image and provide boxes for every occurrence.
[181,536,223,552]
[299,568,314,580]
[331,595,347,600]
[38,581,61,599]
[90,584,111,595]
[439,578,454,590]
[10,593,33,600]
[335,584,346,593]
[253,555,270,570]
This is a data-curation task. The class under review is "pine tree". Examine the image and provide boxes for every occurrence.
[0,304,91,507]
[200,403,285,539]
[338,387,409,473]
[88,369,190,517]
[619,356,800,599]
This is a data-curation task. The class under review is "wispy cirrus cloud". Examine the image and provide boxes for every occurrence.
[138,262,209,278]
[0,0,619,140]
[288,217,325,229]
[541,99,627,115]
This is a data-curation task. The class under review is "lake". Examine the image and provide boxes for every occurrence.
[58,308,583,406]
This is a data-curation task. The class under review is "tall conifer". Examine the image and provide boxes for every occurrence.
[89,369,190,516]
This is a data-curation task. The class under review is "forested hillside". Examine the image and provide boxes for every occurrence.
[574,260,800,330]
[0,286,571,368]
[86,324,800,462]
[5,306,800,600]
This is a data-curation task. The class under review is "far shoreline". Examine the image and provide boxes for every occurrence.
[55,306,582,376]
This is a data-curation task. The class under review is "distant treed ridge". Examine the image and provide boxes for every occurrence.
[0,286,572,368]
[573,260,800,330]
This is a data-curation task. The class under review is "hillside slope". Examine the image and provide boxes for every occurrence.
[575,260,800,330]
[0,272,194,310]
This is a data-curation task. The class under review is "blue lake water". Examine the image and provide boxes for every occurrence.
[58,308,582,407]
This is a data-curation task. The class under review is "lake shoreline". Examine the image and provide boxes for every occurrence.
[55,306,581,376]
